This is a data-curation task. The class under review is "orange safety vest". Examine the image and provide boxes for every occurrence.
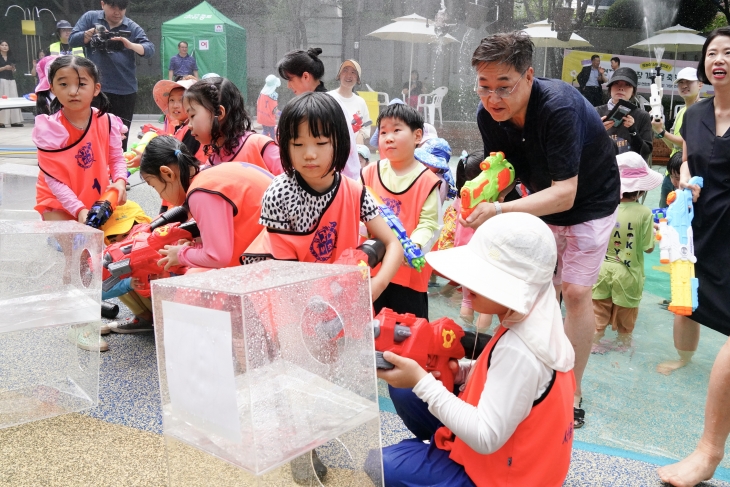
[186,162,273,268]
[35,110,112,216]
[256,94,277,127]
[209,133,277,172]
[243,174,363,263]
[361,160,440,292]
[433,326,575,487]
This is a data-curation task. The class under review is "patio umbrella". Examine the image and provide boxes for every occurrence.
[628,24,706,113]
[521,25,593,76]
[368,14,458,101]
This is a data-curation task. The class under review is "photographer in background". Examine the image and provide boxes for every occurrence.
[70,0,155,150]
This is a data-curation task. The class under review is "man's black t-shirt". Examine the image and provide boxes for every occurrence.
[477,77,620,226]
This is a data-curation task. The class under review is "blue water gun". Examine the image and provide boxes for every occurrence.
[656,176,703,315]
[367,188,426,271]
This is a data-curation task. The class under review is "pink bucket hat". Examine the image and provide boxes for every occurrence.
[617,152,663,195]
[34,55,59,93]
[153,79,196,113]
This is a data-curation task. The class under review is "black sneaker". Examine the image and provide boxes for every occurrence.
[110,317,154,334]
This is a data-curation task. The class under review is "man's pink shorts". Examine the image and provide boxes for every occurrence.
[549,209,617,287]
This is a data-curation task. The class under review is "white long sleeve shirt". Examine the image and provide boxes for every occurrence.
[412,330,554,454]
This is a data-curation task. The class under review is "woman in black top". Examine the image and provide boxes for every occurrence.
[657,26,730,487]
[595,67,652,161]
[0,40,24,127]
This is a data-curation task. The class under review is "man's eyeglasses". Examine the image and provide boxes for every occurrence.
[475,70,528,99]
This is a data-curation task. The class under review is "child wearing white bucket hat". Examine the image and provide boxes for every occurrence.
[592,152,663,352]
[376,212,575,487]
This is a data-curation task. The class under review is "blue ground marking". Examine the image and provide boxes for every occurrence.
[574,440,730,482]
[0,147,37,151]
[378,395,397,414]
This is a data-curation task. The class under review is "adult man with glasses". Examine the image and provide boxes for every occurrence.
[462,31,620,430]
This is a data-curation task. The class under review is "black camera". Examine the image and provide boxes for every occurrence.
[89,24,131,52]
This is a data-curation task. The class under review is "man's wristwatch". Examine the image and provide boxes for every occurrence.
[493,201,502,215]
[655,129,665,139]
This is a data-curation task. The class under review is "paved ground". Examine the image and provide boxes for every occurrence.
[1,118,729,485]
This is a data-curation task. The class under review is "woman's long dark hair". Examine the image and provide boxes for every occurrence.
[184,77,252,157]
[47,55,110,115]
[277,92,350,177]
[141,135,200,194]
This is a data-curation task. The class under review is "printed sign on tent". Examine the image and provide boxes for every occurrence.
[199,40,209,51]
[215,24,223,32]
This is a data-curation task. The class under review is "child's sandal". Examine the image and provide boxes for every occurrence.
[574,397,585,428]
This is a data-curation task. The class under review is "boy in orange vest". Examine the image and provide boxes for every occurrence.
[361,103,441,319]
[374,213,576,487]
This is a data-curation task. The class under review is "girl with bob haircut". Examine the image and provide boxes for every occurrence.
[139,135,273,272]
[243,92,402,301]
[183,77,282,174]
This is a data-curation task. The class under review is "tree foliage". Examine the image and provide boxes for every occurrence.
[599,0,643,29]
[677,0,720,32]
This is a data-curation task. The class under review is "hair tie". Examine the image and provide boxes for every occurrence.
[174,149,181,156]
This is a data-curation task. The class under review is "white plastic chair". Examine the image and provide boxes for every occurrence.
[635,94,652,113]
[416,87,448,126]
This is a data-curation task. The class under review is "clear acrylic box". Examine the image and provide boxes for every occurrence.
[0,220,103,428]
[0,163,41,221]
[152,261,384,486]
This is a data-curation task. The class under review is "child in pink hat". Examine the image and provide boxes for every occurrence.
[592,152,663,351]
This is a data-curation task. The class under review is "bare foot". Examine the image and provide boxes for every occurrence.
[657,360,690,375]
[657,351,695,375]
[657,447,722,486]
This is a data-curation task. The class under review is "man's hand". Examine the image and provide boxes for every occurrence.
[601,115,615,131]
[83,27,95,44]
[651,120,665,134]
[598,67,605,75]
[458,201,496,229]
[111,36,133,50]
[622,114,635,129]
[376,351,428,389]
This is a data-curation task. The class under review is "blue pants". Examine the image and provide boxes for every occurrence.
[382,386,476,487]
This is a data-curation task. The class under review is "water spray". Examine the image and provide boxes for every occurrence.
[649,46,665,124]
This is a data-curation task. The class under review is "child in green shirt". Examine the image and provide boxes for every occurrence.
[592,152,663,349]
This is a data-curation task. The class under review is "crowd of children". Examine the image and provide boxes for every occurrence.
[30,48,692,487]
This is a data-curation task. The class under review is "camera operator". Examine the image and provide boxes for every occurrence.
[69,0,154,150]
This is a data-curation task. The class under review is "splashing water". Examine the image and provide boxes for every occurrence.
[642,0,679,33]
[454,27,480,122]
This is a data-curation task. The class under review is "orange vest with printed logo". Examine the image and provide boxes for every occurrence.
[209,133,277,172]
[433,326,575,487]
[361,160,440,292]
[243,174,363,263]
[186,162,273,268]
[35,110,112,216]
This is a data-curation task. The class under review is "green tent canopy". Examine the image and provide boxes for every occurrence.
[161,1,246,94]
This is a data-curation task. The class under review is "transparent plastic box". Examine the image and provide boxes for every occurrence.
[0,220,103,428]
[152,261,384,486]
[0,163,41,221]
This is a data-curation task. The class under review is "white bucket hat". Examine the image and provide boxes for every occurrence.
[426,213,575,372]
[427,213,556,316]
[420,123,438,144]
[617,152,663,195]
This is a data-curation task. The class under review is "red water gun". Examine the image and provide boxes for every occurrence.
[102,207,198,298]
[374,308,465,392]
[85,187,120,228]
[351,113,372,134]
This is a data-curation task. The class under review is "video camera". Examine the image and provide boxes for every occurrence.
[89,24,131,53]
